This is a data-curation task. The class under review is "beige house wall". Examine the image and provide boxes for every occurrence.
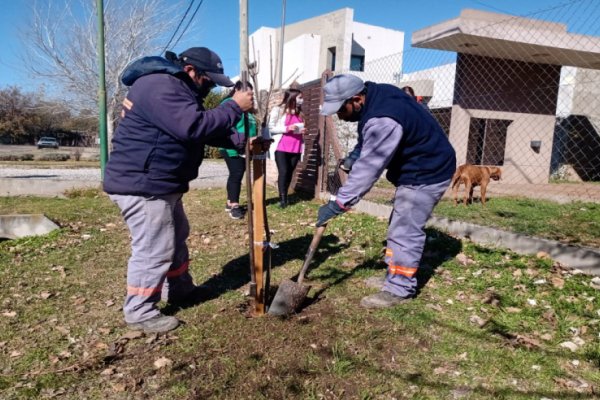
[285,8,354,73]
[449,106,555,184]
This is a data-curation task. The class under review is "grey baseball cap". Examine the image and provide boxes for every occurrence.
[320,74,365,116]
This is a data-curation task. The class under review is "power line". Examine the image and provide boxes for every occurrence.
[161,0,195,55]
[170,0,205,50]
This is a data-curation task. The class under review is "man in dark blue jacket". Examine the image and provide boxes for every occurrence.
[316,74,456,309]
[104,47,254,333]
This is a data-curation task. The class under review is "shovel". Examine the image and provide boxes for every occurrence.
[268,224,327,316]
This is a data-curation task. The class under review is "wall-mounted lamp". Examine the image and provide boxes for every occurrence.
[530,140,542,153]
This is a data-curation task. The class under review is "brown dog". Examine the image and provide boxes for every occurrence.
[451,164,502,206]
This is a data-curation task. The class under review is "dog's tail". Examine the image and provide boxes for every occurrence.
[450,167,463,189]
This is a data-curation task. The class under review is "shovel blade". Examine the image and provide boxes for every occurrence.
[268,279,311,316]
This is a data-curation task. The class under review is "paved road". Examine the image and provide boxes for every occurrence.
[0,160,229,196]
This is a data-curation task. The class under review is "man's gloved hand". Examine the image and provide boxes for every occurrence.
[316,200,346,227]
[339,157,355,173]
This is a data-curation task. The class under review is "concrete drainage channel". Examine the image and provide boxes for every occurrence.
[353,199,600,276]
[0,214,59,239]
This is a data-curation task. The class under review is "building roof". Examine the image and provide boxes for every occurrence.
[412,9,600,69]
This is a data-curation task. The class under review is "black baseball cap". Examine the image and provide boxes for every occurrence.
[179,47,234,87]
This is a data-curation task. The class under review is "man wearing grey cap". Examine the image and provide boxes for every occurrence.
[316,74,456,308]
[104,47,254,332]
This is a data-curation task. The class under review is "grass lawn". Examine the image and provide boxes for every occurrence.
[366,181,600,249]
[0,188,599,399]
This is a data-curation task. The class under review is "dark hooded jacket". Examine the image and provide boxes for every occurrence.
[103,56,243,196]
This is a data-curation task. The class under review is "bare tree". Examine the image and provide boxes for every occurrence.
[22,0,186,144]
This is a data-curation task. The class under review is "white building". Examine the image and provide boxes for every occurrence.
[249,8,405,91]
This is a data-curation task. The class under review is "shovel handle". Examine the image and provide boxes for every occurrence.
[297,224,327,285]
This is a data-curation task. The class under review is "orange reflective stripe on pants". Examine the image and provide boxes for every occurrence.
[127,284,163,297]
[167,261,189,278]
[389,264,418,278]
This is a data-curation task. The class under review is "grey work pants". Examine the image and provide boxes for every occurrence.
[382,179,450,298]
[110,193,195,323]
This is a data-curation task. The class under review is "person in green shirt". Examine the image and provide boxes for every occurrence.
[219,81,257,219]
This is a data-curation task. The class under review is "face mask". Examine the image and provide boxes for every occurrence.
[296,97,303,106]
[345,102,362,122]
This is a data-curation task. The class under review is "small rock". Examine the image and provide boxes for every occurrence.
[571,359,580,367]
[533,279,547,285]
[532,365,541,371]
[590,277,600,290]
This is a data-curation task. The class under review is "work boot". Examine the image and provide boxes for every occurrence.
[364,276,385,289]
[127,314,179,333]
[360,291,411,309]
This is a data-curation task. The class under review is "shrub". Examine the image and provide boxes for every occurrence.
[73,149,82,161]
[0,154,35,161]
[37,153,71,161]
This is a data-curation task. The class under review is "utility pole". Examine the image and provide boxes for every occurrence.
[276,0,286,88]
[240,0,249,74]
[96,0,108,179]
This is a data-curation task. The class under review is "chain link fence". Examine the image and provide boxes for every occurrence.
[325,0,600,203]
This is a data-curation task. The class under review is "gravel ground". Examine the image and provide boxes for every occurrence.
[0,160,229,196]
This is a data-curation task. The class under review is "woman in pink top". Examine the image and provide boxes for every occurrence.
[268,88,306,208]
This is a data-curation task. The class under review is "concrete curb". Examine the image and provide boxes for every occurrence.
[0,214,60,239]
[352,199,600,275]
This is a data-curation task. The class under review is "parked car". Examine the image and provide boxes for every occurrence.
[37,137,59,149]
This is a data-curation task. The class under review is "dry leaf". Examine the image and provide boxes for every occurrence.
[551,277,565,289]
[505,307,521,313]
[469,315,487,327]
[40,291,53,299]
[73,297,86,305]
[10,350,22,358]
[153,357,173,369]
[2,311,17,318]
[121,331,144,340]
[536,251,550,259]
[559,341,579,351]
[100,367,115,376]
[55,326,70,335]
[513,269,523,278]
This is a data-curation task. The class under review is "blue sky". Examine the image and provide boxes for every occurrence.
[0,0,587,92]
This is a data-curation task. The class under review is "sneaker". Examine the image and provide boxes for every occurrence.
[229,206,245,220]
[225,203,232,212]
[364,276,385,289]
[127,314,179,333]
[360,291,411,309]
